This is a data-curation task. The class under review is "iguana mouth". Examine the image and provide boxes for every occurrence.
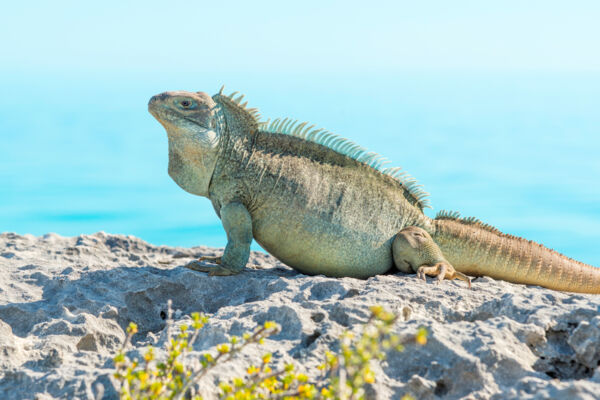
[150,107,204,128]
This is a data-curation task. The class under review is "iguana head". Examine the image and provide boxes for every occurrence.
[148,91,221,141]
[148,91,223,197]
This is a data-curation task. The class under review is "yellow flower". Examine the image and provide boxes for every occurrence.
[217,344,230,354]
[298,383,315,395]
[144,347,155,362]
[219,382,233,394]
[127,322,138,334]
[233,377,244,387]
[263,321,278,330]
[416,327,428,345]
[247,365,260,375]
[363,368,375,384]
[370,305,384,316]
[113,353,125,363]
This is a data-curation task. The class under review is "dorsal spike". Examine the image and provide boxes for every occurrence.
[435,210,500,234]
[272,118,283,131]
[306,128,325,141]
[214,88,431,210]
[282,119,295,133]
[275,118,287,131]
[212,90,260,129]
[300,124,315,138]
[435,210,461,220]
[293,122,309,136]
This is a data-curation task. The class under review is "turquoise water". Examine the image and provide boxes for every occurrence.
[1,71,599,266]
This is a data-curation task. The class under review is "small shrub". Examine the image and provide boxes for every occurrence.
[112,304,427,400]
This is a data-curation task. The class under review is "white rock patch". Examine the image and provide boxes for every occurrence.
[0,232,599,399]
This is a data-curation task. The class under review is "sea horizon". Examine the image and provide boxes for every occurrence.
[2,70,599,266]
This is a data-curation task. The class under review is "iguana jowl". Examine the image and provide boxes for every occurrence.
[148,88,600,294]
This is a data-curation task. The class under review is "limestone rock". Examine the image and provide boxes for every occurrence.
[1,232,600,399]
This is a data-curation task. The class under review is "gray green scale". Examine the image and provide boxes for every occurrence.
[148,88,600,294]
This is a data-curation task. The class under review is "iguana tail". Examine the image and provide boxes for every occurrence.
[432,217,600,294]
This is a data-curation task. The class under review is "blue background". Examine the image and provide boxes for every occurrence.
[1,1,599,265]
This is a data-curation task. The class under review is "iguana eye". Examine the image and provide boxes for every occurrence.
[177,99,197,109]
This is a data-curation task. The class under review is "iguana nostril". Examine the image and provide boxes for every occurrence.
[148,95,160,109]
[148,93,169,106]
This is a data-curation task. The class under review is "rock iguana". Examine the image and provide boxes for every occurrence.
[148,88,600,294]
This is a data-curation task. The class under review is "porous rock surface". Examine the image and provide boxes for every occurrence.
[0,232,599,399]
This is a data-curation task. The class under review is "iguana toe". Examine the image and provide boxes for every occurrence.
[197,255,222,264]
[184,259,243,276]
[417,262,471,289]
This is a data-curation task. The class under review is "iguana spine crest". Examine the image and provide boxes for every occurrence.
[434,210,588,266]
[435,210,501,234]
[433,218,599,293]
[214,88,431,210]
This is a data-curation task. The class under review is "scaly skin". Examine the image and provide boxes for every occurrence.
[148,88,600,294]
[433,219,600,293]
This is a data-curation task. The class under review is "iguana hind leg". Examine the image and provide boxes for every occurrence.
[393,226,471,288]
[184,202,252,276]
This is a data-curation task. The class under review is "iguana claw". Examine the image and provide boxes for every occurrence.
[417,262,471,289]
[198,255,222,264]
[184,258,242,276]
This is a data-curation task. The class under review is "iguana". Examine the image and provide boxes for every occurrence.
[148,88,600,294]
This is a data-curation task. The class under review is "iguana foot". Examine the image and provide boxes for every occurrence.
[184,258,243,276]
[198,255,222,264]
[393,226,472,289]
[417,262,471,289]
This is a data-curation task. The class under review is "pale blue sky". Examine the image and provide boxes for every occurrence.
[2,1,600,74]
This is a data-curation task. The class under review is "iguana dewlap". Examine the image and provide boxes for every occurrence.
[148,88,600,294]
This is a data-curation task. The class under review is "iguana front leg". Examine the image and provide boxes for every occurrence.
[185,202,252,276]
[393,226,471,288]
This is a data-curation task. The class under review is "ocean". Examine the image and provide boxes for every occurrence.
[1,71,599,266]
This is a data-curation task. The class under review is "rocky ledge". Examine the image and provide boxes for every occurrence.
[0,232,599,399]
